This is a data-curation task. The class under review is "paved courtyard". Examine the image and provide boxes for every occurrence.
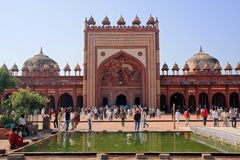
[0,114,239,160]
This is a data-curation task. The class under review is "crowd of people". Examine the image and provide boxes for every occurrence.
[175,106,239,127]
[41,105,239,132]
[40,105,155,132]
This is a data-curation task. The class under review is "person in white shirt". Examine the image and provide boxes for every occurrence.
[18,114,28,136]
[87,110,93,131]
[18,114,26,126]
[212,109,219,127]
[41,107,45,118]
[70,109,75,130]
[175,109,181,124]
[156,108,161,118]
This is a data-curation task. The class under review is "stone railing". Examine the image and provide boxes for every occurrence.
[190,126,240,145]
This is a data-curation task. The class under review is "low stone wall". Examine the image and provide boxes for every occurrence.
[0,128,10,139]
[190,126,240,145]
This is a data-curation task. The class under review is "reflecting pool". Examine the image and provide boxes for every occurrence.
[20,132,240,153]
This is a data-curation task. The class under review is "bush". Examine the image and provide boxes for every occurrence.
[0,88,47,128]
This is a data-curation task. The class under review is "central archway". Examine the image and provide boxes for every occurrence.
[97,51,146,107]
[116,94,127,106]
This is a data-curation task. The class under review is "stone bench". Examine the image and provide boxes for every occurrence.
[7,153,25,160]
[159,153,170,159]
[136,153,147,159]
[0,148,6,154]
[97,153,108,159]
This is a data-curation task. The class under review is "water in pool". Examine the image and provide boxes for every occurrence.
[20,132,240,153]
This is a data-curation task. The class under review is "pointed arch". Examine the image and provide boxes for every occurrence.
[212,92,226,109]
[48,95,55,108]
[160,94,167,112]
[102,97,108,107]
[98,50,145,70]
[188,95,196,113]
[58,93,73,108]
[199,92,209,108]
[116,94,127,106]
[170,92,185,112]
[230,92,239,108]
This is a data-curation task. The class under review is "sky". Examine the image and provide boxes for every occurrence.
[0,0,240,75]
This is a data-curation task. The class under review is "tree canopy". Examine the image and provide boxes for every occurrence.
[0,88,47,125]
[0,67,19,94]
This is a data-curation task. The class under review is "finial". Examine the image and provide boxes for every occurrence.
[200,46,203,52]
[40,47,43,55]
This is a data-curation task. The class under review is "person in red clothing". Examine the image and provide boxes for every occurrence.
[5,127,23,149]
[201,107,208,126]
[183,109,190,126]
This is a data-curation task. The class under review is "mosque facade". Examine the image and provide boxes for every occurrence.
[1,15,240,113]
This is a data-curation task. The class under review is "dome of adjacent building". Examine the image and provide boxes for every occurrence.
[23,47,59,72]
[186,47,220,72]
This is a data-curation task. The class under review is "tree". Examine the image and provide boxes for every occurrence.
[0,67,19,94]
[0,88,47,126]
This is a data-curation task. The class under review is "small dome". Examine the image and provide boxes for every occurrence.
[54,64,60,71]
[132,15,141,25]
[102,16,110,26]
[43,64,50,71]
[87,16,96,26]
[64,63,71,72]
[161,62,169,71]
[214,62,222,70]
[147,15,154,26]
[117,15,126,26]
[203,63,211,71]
[2,63,8,70]
[32,64,39,71]
[172,63,179,71]
[182,63,190,71]
[154,17,159,24]
[23,47,58,73]
[186,47,220,72]
[193,63,201,71]
[74,63,81,71]
[22,64,29,71]
[224,62,233,70]
[11,63,19,72]
[235,62,240,71]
